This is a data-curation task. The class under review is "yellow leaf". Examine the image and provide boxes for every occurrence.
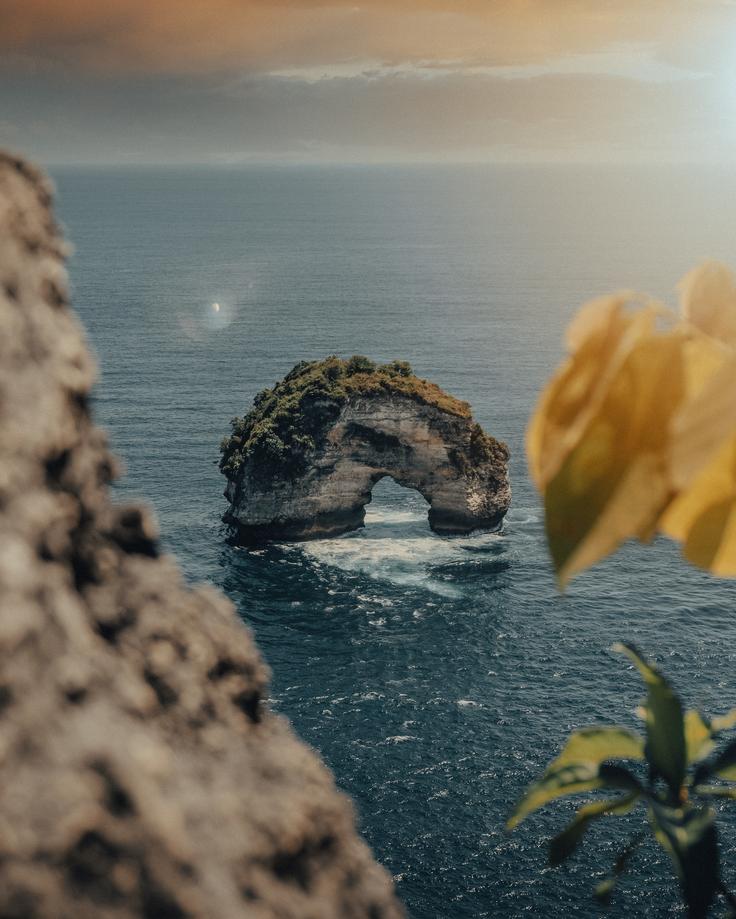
[564,293,635,351]
[528,263,736,583]
[542,332,684,586]
[669,353,736,490]
[527,298,658,490]
[680,261,736,346]
[661,432,736,576]
[679,330,731,403]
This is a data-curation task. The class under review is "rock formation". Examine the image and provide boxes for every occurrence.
[0,152,404,918]
[221,356,510,541]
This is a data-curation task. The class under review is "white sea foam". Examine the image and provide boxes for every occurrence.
[296,476,509,597]
[302,530,502,597]
[364,508,424,525]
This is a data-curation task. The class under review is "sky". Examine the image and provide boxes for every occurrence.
[2,0,736,164]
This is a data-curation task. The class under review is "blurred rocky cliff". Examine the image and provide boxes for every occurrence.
[0,152,404,919]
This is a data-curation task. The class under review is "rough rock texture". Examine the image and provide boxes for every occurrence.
[221,359,510,542]
[0,152,404,919]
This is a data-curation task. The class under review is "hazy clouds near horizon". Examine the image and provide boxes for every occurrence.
[2,0,736,165]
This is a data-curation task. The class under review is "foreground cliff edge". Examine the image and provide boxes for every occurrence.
[0,153,404,918]
[221,356,510,541]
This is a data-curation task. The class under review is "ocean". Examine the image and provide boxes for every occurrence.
[53,164,736,917]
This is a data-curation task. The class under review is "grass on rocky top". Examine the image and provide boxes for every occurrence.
[219,355,503,481]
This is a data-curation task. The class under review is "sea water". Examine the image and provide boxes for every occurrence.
[53,165,736,917]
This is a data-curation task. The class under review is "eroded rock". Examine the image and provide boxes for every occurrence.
[220,356,510,541]
[0,152,404,919]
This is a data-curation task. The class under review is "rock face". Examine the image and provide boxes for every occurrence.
[0,152,404,919]
[221,357,510,541]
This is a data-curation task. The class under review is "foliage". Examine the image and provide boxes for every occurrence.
[219,355,481,480]
[519,264,736,913]
[345,354,377,375]
[527,262,736,586]
[508,644,736,917]
[469,422,503,464]
[383,359,413,377]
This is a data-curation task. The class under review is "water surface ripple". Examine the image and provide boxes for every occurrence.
[55,165,736,918]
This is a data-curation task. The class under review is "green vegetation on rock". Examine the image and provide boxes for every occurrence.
[219,355,498,481]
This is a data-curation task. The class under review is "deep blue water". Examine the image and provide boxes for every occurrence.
[53,165,736,917]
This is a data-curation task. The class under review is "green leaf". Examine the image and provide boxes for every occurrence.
[594,877,617,905]
[549,793,640,867]
[711,708,736,734]
[693,784,736,799]
[598,763,645,792]
[708,738,736,782]
[507,763,604,830]
[594,832,646,905]
[685,710,715,764]
[614,643,686,799]
[649,801,719,919]
[552,726,645,770]
[508,761,642,830]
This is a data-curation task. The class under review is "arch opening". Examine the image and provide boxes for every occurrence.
[362,475,432,534]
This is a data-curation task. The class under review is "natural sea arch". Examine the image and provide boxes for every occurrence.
[220,357,511,542]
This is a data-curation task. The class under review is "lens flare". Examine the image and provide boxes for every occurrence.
[206,299,233,331]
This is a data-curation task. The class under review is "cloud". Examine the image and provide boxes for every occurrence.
[2,1,734,164]
[1,63,731,166]
[1,0,732,75]
[262,45,709,85]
